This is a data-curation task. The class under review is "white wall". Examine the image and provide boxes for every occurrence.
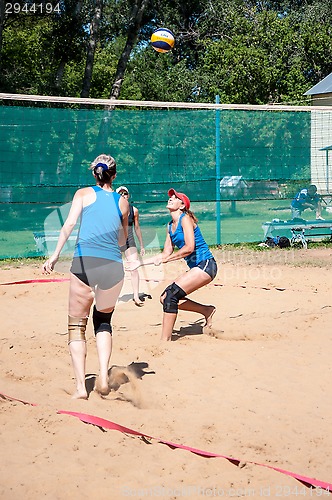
[310,110,332,194]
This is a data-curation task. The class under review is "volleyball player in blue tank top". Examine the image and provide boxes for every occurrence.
[43,154,129,399]
[129,188,218,341]
[116,186,146,306]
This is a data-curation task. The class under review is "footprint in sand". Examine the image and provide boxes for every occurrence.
[203,325,224,339]
[107,365,147,408]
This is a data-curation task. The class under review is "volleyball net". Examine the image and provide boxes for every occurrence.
[1,93,332,258]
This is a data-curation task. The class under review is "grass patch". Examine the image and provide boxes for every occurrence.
[0,198,330,259]
[0,256,46,269]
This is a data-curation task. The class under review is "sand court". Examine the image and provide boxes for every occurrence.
[0,247,332,498]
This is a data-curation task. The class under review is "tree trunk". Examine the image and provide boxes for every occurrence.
[54,60,66,92]
[109,0,150,100]
[95,0,150,147]
[81,0,102,98]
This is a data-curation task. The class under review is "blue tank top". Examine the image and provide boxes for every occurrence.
[74,186,123,261]
[168,213,213,268]
[127,205,135,240]
[291,188,319,209]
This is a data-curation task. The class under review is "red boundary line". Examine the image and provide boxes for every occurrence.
[0,278,69,285]
[0,277,161,286]
[0,279,295,291]
[1,391,331,492]
[0,279,287,290]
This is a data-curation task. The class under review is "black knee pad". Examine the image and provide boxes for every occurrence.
[93,305,113,336]
[162,282,186,314]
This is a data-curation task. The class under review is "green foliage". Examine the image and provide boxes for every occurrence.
[193,7,332,104]
[1,0,332,102]
[89,43,122,98]
[57,60,86,96]
[0,18,56,93]
[122,49,197,101]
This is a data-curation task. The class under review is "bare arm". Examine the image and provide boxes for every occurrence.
[133,206,145,255]
[118,196,129,247]
[126,229,174,270]
[160,215,195,264]
[127,216,195,270]
[302,201,316,209]
[42,190,84,273]
[301,193,320,210]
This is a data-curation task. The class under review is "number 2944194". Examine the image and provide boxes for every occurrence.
[5,3,60,14]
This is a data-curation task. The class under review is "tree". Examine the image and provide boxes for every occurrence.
[109,0,150,99]
[81,0,103,97]
[1,0,332,104]
[0,0,4,64]
[51,0,87,94]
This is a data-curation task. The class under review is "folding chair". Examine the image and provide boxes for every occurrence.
[290,227,307,249]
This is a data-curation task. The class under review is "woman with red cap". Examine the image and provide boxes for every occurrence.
[129,188,218,341]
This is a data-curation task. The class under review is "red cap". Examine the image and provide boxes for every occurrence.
[168,188,190,210]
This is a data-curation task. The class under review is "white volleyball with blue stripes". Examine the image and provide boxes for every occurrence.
[150,28,175,53]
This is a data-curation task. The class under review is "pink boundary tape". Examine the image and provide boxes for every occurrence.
[0,279,289,290]
[0,277,161,286]
[1,278,70,285]
[1,391,331,492]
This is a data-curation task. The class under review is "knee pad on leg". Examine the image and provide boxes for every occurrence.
[162,282,186,314]
[68,316,88,344]
[93,305,113,336]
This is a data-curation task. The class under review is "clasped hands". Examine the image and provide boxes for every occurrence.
[125,253,163,271]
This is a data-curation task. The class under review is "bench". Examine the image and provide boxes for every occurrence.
[33,231,78,254]
[262,220,332,248]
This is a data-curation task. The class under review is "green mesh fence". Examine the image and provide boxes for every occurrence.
[0,100,331,259]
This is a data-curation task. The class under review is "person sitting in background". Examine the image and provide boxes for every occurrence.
[290,184,324,220]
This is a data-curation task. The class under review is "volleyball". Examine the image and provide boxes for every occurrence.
[150,28,175,53]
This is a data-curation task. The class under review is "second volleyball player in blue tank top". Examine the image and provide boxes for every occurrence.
[128,188,218,341]
[116,185,146,306]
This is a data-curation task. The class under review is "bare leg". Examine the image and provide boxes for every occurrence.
[316,204,323,219]
[161,311,177,341]
[178,298,216,327]
[95,329,113,395]
[69,341,88,399]
[159,267,215,341]
[131,269,142,305]
[125,247,142,305]
[94,279,124,394]
[68,273,94,399]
